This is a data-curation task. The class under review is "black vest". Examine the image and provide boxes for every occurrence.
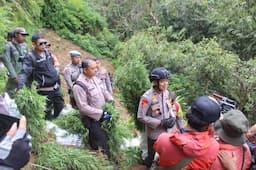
[29,50,59,87]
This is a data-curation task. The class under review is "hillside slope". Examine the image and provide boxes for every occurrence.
[41,29,129,119]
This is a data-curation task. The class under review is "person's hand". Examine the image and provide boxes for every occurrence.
[161,117,176,129]
[0,116,31,169]
[100,111,112,122]
[7,116,26,136]
[218,151,237,170]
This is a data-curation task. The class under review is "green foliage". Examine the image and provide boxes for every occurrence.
[228,59,256,123]
[0,6,11,52]
[120,147,142,169]
[41,0,118,58]
[53,110,89,145]
[0,1,43,53]
[114,59,150,129]
[36,143,114,170]
[115,30,243,107]
[0,69,7,93]
[210,0,256,61]
[158,0,256,61]
[54,103,133,166]
[15,86,46,151]
[159,0,215,43]
[88,0,160,40]
[102,103,131,162]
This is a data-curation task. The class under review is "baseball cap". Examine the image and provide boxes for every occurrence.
[14,27,29,35]
[69,50,81,57]
[186,96,221,126]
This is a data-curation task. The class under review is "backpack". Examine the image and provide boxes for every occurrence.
[70,81,88,109]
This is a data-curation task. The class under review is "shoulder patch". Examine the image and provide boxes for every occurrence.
[141,98,149,108]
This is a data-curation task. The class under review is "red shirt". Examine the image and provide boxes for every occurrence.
[210,143,251,170]
[154,130,219,169]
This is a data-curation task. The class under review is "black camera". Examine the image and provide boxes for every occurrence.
[18,56,25,62]
[212,93,236,114]
[0,114,20,139]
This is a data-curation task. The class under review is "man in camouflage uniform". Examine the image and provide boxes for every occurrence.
[63,50,82,107]
[1,27,29,98]
[73,58,113,157]
[137,67,176,169]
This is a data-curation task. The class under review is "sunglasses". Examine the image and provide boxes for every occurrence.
[38,42,47,46]
[253,133,256,139]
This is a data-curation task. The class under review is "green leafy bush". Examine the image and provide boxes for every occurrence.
[88,0,157,40]
[54,110,89,145]
[54,103,133,165]
[159,0,215,43]
[41,0,118,58]
[102,103,131,161]
[210,0,256,61]
[120,147,142,169]
[15,86,46,151]
[36,143,114,170]
[114,59,150,129]
[0,69,7,93]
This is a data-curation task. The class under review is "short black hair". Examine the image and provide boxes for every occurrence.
[7,30,14,41]
[81,58,94,69]
[186,110,209,132]
[92,57,100,61]
[31,33,44,43]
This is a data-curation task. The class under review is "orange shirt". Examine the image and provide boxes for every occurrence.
[154,130,219,169]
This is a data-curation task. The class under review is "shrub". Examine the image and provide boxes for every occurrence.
[114,59,150,129]
[36,143,114,170]
[15,86,46,152]
[54,103,133,165]
[102,103,131,161]
[53,110,89,146]
[159,0,215,43]
[120,146,142,169]
[0,69,7,93]
[41,0,118,58]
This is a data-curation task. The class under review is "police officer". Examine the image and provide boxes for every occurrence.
[93,57,113,94]
[73,58,113,157]
[63,50,82,107]
[1,27,29,98]
[137,67,176,169]
[18,33,64,120]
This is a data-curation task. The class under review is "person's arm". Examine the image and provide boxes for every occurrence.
[18,54,33,89]
[73,84,103,121]
[63,67,73,89]
[105,72,113,94]
[137,96,161,129]
[2,44,17,78]
[100,76,113,102]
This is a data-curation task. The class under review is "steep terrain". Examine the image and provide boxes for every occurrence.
[41,29,129,119]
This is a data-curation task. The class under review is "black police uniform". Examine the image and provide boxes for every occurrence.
[18,50,64,119]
